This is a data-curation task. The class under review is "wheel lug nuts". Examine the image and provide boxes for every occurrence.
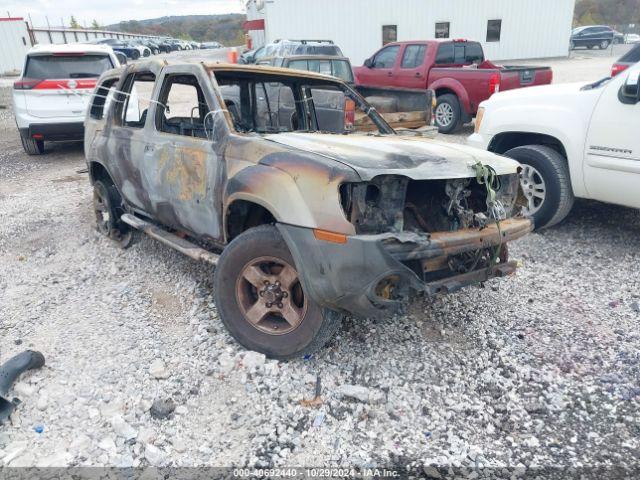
[259,291,264,297]
[266,302,272,308]
[275,281,280,286]
[277,303,283,309]
[282,292,288,298]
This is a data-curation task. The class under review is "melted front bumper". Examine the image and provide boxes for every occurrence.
[278,217,533,318]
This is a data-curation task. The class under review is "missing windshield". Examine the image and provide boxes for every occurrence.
[214,71,391,135]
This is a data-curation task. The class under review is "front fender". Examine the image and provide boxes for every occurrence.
[224,161,357,235]
[481,106,589,198]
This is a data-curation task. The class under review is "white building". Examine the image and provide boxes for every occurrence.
[245,0,576,64]
[0,17,31,75]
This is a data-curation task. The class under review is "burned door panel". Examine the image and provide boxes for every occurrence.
[141,66,223,241]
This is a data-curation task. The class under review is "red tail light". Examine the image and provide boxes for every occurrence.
[489,73,500,95]
[13,78,43,90]
[611,63,628,77]
[344,98,355,130]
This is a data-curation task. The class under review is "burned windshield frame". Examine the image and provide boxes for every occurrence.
[213,71,394,135]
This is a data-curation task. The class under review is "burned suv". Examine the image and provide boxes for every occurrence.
[85,59,532,359]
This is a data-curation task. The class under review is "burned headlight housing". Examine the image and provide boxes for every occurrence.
[339,176,409,234]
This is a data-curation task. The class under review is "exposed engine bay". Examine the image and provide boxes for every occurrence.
[339,173,520,235]
[338,172,521,282]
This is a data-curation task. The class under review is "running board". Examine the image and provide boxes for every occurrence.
[120,214,219,265]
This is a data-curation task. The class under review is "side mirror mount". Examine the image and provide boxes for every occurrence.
[619,72,640,104]
[364,58,373,68]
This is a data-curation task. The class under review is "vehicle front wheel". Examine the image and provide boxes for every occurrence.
[20,131,44,155]
[434,94,462,134]
[130,50,140,60]
[93,179,134,248]
[504,145,574,230]
[599,40,610,49]
[214,225,343,359]
[569,41,576,50]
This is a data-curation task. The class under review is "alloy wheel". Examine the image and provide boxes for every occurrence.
[520,164,547,215]
[235,256,307,335]
[435,103,454,127]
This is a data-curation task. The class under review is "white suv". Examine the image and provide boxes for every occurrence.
[12,44,119,155]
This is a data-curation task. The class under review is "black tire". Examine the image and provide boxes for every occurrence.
[587,45,594,50]
[20,132,44,155]
[130,50,140,60]
[569,41,576,50]
[214,225,343,359]
[504,145,574,230]
[435,94,462,134]
[599,40,610,50]
[93,179,134,248]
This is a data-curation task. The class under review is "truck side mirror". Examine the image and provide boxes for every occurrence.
[364,58,373,68]
[619,72,640,104]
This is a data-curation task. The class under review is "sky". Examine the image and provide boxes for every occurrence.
[0,0,245,27]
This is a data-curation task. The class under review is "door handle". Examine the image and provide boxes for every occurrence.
[415,72,421,77]
[387,71,393,76]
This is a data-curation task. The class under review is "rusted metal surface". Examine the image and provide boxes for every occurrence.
[86,59,531,318]
[120,214,219,265]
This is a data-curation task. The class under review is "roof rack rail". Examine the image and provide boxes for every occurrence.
[288,39,334,44]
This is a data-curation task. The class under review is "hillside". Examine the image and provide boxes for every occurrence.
[107,14,246,45]
[574,0,640,28]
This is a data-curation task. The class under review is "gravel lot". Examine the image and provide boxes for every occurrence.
[1,49,639,477]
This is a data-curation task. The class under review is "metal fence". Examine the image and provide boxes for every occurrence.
[29,27,157,45]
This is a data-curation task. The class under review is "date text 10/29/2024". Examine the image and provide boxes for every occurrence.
[233,468,400,478]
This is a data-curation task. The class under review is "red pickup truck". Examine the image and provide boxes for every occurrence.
[354,40,553,133]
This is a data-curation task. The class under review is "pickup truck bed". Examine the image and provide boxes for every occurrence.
[354,40,553,133]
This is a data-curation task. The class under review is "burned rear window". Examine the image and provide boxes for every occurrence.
[25,55,113,79]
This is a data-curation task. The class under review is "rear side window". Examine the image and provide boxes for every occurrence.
[465,43,484,63]
[287,59,354,83]
[372,45,400,68]
[25,55,113,79]
[117,72,156,128]
[435,44,454,64]
[619,45,640,63]
[90,78,118,120]
[401,45,427,68]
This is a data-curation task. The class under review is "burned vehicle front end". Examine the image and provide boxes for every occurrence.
[269,137,532,318]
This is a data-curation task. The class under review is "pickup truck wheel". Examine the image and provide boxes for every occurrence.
[93,180,134,248]
[435,94,462,134]
[20,132,44,155]
[214,225,343,359]
[504,145,574,230]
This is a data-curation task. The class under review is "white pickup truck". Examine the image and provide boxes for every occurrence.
[468,62,640,229]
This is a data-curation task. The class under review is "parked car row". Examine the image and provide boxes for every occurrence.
[570,25,640,50]
[88,37,223,60]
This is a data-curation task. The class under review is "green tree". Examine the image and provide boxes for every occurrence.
[91,19,101,30]
[70,16,81,29]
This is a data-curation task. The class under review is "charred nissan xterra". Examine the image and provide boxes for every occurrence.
[85,59,532,359]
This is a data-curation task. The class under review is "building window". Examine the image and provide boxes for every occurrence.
[382,25,397,45]
[487,19,502,42]
[435,22,450,39]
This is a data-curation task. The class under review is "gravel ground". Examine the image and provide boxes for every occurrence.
[1,50,639,478]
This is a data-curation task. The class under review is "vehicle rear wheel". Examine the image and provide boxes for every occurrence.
[214,225,343,359]
[587,45,594,50]
[504,145,574,230]
[569,41,576,50]
[20,132,44,155]
[435,94,462,134]
[131,50,140,60]
[93,179,134,248]
[599,40,610,49]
